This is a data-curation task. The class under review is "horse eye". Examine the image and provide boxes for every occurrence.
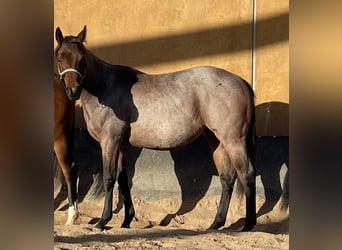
[57,58,61,62]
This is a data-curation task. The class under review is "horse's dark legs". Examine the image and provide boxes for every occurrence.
[55,142,78,224]
[117,155,135,228]
[66,161,78,223]
[242,166,256,231]
[208,143,236,229]
[225,140,256,231]
[95,141,120,231]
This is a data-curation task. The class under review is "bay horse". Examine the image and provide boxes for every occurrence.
[55,26,256,232]
[54,73,78,224]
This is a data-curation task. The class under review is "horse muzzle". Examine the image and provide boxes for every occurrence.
[65,85,82,100]
[57,64,86,100]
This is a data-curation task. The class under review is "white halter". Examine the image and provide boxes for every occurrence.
[58,64,85,80]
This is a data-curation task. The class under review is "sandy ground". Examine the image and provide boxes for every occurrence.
[54,194,289,249]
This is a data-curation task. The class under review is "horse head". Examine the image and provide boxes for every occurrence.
[55,26,87,100]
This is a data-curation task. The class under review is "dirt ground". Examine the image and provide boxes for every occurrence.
[54,194,289,250]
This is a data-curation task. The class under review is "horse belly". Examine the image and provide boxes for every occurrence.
[129,83,204,149]
[129,118,204,149]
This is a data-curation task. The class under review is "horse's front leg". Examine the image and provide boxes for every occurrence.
[95,137,121,231]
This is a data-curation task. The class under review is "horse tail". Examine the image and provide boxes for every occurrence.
[247,89,256,166]
[235,80,256,198]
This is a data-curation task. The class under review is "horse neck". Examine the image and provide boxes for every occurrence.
[82,49,141,98]
[83,50,111,96]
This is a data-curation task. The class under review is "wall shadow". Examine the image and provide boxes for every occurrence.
[89,12,288,68]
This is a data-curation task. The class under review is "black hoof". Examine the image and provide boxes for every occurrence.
[160,214,175,226]
[120,222,130,228]
[121,213,135,228]
[120,218,132,228]
[242,222,255,232]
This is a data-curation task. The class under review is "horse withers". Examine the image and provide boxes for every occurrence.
[54,73,78,224]
[55,26,256,232]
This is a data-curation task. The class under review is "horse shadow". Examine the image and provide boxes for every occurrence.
[159,136,217,226]
[255,136,289,217]
[156,135,289,227]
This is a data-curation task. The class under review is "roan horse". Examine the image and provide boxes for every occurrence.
[55,26,256,231]
[54,73,78,224]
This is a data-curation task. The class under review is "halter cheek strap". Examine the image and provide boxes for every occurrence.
[58,65,85,80]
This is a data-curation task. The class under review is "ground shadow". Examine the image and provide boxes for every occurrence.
[54,228,215,244]
[55,216,288,245]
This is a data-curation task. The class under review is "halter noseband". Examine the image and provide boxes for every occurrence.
[57,64,86,81]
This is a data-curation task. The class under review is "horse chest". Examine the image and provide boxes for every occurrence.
[80,92,126,141]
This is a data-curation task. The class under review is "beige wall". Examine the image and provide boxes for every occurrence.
[55,0,252,78]
[55,0,289,134]
[254,1,289,135]
[255,0,289,105]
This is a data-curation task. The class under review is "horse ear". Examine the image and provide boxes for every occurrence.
[55,27,64,44]
[77,25,87,43]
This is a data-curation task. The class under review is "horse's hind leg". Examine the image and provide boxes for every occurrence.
[208,143,236,230]
[117,151,135,228]
[224,139,256,231]
[55,140,78,225]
